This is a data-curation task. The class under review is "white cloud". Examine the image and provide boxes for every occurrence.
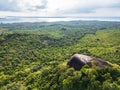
[94,8,120,17]
[0,0,120,17]
[44,0,120,17]
[17,0,47,11]
[0,0,47,12]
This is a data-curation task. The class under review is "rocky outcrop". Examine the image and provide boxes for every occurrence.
[67,54,111,70]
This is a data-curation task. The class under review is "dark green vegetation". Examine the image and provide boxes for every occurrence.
[0,21,120,90]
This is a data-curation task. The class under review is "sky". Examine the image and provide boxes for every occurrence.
[0,0,120,17]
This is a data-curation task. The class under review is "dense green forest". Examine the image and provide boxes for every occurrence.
[0,21,120,90]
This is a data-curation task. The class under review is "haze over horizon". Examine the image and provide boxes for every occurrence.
[0,0,120,18]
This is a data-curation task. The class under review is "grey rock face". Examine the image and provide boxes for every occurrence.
[67,54,111,70]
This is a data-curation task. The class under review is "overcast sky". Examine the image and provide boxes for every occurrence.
[0,0,120,17]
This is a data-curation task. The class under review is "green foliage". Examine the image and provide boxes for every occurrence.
[0,21,120,90]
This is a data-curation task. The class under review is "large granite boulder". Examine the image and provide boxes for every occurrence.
[67,54,111,70]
